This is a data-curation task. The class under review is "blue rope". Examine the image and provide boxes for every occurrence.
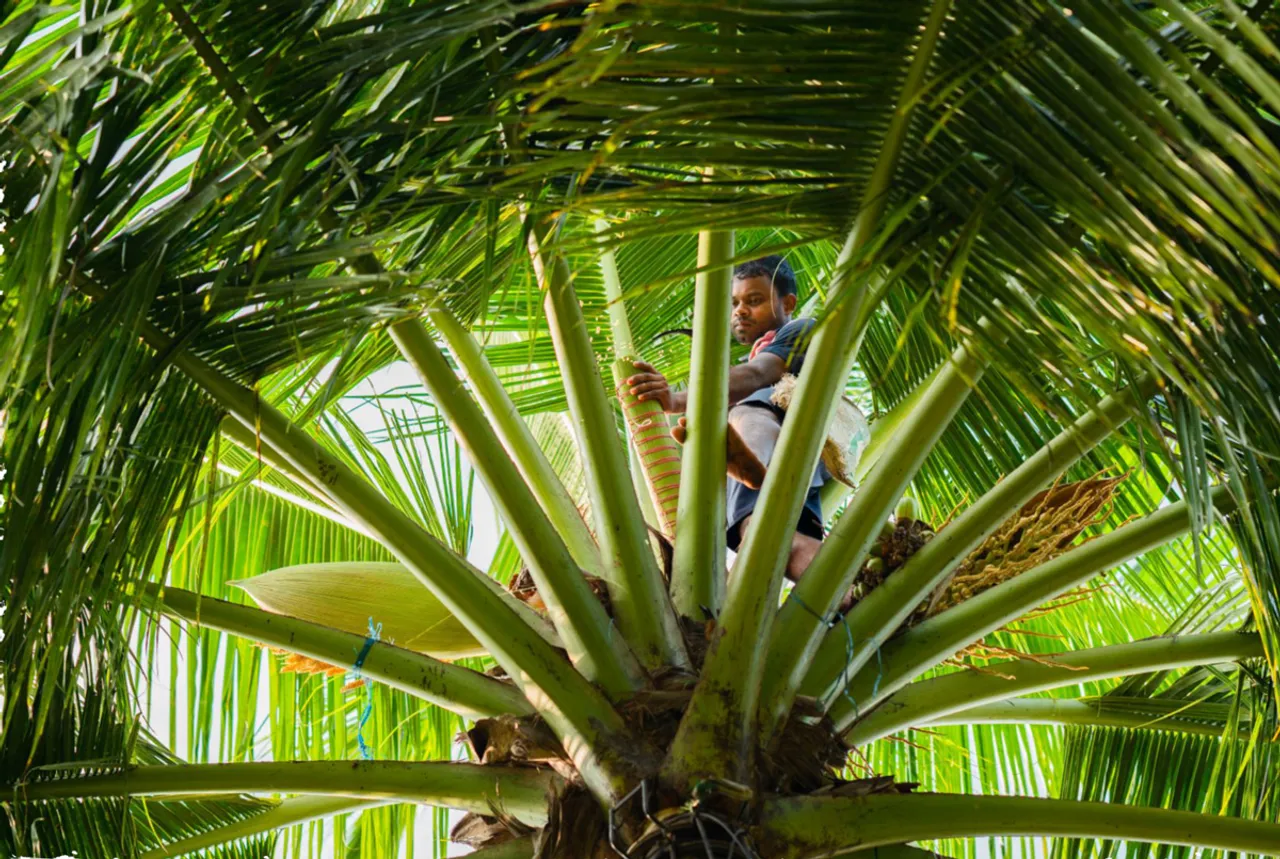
[348,617,382,761]
[787,590,883,721]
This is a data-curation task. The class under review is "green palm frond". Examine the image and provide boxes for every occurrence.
[6,0,1280,855]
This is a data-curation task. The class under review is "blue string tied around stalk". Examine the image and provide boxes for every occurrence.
[787,590,883,721]
[348,617,382,761]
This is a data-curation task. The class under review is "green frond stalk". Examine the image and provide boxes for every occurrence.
[670,229,735,621]
[140,796,388,859]
[119,307,645,802]
[760,333,990,743]
[598,235,684,538]
[843,631,1264,743]
[11,761,556,828]
[829,486,1237,726]
[528,226,689,673]
[755,792,1280,856]
[800,381,1149,711]
[927,697,1251,739]
[219,417,346,518]
[665,0,954,785]
[154,587,530,721]
[424,295,603,576]
[155,0,629,739]
[390,321,643,696]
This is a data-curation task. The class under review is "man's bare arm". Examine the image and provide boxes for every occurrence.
[727,353,786,405]
[626,354,786,414]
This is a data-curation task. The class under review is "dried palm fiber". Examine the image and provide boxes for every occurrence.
[924,474,1124,618]
[614,355,682,536]
[508,567,613,616]
[770,373,870,487]
[275,651,346,680]
[263,649,372,694]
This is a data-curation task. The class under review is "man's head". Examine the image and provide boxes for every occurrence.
[731,255,798,345]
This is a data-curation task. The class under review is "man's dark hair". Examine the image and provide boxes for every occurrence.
[733,255,797,297]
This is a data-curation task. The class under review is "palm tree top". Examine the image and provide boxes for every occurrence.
[2,1,1280,856]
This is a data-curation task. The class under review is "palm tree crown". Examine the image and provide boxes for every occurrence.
[3,1,1280,857]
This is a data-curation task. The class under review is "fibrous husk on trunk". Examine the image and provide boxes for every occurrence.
[507,567,614,617]
[450,624,870,856]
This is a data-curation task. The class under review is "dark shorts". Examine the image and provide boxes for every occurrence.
[725,386,827,551]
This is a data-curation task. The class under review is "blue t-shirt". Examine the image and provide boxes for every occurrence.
[758,317,816,375]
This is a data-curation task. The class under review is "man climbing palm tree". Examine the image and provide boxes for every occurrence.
[624,255,826,582]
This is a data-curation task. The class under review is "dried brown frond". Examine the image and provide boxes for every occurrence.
[506,568,613,617]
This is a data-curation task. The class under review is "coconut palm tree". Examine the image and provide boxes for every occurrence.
[4,0,1280,856]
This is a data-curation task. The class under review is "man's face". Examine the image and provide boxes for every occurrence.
[731,275,796,345]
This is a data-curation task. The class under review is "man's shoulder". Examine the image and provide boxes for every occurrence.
[773,317,816,342]
[781,316,816,332]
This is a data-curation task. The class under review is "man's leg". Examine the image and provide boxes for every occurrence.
[733,513,823,581]
[673,404,776,489]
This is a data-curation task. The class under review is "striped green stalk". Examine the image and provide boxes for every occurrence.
[154,587,531,721]
[759,334,990,743]
[630,439,662,531]
[125,312,646,803]
[798,382,1148,714]
[141,796,389,859]
[670,229,735,621]
[927,697,1250,739]
[664,0,953,785]
[390,321,642,696]
[597,234,683,537]
[828,487,1236,730]
[12,761,556,828]
[529,225,688,672]
[424,295,602,576]
[842,632,1264,744]
[755,791,1280,856]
